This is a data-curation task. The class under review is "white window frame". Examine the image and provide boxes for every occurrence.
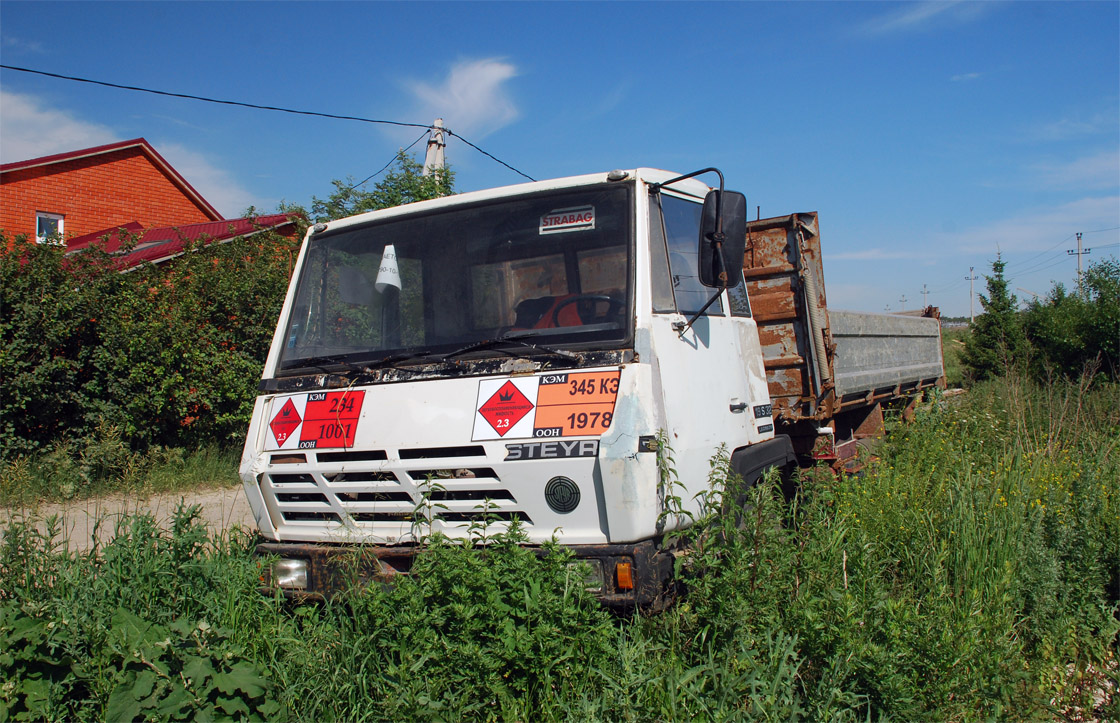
[36,212,65,244]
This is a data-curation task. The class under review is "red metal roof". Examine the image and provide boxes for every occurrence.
[66,213,302,271]
[1,138,222,221]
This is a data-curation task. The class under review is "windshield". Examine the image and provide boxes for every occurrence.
[277,184,632,373]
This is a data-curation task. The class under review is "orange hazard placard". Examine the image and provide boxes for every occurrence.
[532,371,620,438]
[298,390,364,449]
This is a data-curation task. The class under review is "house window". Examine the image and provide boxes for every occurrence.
[36,212,64,244]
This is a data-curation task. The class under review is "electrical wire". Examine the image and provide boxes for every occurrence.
[1003,233,1075,271]
[344,130,430,192]
[0,63,536,182]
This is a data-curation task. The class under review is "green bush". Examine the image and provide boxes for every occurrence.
[0,224,300,460]
[961,256,1119,384]
[1022,259,1120,381]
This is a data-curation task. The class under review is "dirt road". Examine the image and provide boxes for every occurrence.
[0,485,255,553]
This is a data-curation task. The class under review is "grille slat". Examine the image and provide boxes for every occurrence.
[399,445,485,459]
[406,467,498,481]
[336,491,413,503]
[269,473,316,484]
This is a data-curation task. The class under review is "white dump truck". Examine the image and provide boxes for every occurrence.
[240,168,944,608]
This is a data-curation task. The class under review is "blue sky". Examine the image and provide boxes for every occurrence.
[2,1,1117,317]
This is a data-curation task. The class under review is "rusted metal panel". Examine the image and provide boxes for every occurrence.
[743,212,835,424]
[743,212,947,456]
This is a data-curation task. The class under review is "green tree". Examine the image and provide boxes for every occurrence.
[303,151,455,223]
[961,254,1028,382]
[1022,258,1120,380]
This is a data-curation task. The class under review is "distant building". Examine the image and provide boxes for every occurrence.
[1,138,222,242]
[1,137,302,269]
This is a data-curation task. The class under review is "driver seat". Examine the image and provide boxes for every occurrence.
[511,294,582,330]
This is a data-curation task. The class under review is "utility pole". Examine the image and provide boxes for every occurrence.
[1066,232,1092,298]
[884,304,891,312]
[920,284,929,308]
[422,118,446,177]
[965,266,979,323]
[898,294,908,311]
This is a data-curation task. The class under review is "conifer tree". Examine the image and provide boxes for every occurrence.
[961,254,1028,381]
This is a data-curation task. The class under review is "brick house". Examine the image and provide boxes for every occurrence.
[2,138,303,269]
[0,137,222,242]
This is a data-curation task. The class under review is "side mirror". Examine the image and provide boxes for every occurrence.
[698,190,747,288]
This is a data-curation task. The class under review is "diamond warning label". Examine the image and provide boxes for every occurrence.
[478,381,535,437]
[472,378,540,441]
[269,398,302,446]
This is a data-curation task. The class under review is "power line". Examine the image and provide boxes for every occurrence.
[1007,249,1068,279]
[1003,233,1075,271]
[1004,227,1119,272]
[344,130,430,193]
[0,63,536,182]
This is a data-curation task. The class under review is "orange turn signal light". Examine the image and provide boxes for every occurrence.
[616,561,634,590]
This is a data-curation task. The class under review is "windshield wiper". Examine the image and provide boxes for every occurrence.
[362,349,446,372]
[281,354,371,375]
[440,333,584,364]
[283,349,444,376]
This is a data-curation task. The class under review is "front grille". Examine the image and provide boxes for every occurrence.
[260,446,531,536]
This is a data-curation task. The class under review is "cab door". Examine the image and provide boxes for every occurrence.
[646,189,773,522]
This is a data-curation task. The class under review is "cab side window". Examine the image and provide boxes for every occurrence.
[650,192,724,315]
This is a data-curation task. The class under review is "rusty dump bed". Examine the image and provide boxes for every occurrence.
[743,212,945,427]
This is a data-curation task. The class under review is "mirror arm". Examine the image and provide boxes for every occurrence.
[654,167,736,288]
[678,289,724,338]
[651,167,725,197]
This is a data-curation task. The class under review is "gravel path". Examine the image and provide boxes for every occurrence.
[0,485,255,553]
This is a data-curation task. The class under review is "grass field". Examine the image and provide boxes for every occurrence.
[2,374,1117,721]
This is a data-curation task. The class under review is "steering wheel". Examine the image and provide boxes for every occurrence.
[551,294,624,327]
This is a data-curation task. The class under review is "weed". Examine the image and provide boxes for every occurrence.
[0,373,1115,720]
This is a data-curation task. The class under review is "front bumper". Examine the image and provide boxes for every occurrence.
[255,538,676,611]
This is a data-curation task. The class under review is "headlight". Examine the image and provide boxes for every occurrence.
[569,559,603,593]
[272,559,309,589]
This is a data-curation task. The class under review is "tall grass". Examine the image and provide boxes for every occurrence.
[2,374,1117,721]
[0,431,240,509]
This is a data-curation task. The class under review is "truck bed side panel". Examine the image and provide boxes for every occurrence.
[830,311,945,399]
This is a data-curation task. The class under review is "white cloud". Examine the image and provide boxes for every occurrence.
[406,58,519,140]
[1030,150,1120,192]
[938,196,1120,255]
[951,72,981,82]
[1026,110,1120,142]
[857,1,994,36]
[0,90,118,162]
[829,248,930,261]
[1,36,45,54]
[154,142,263,218]
[0,90,265,217]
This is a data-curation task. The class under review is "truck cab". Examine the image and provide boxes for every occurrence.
[240,168,791,607]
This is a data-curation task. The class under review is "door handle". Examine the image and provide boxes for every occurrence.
[729,402,747,413]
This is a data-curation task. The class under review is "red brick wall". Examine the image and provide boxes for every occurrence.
[0,147,219,240]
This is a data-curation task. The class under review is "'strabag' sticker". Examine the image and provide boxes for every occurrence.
[540,206,595,235]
